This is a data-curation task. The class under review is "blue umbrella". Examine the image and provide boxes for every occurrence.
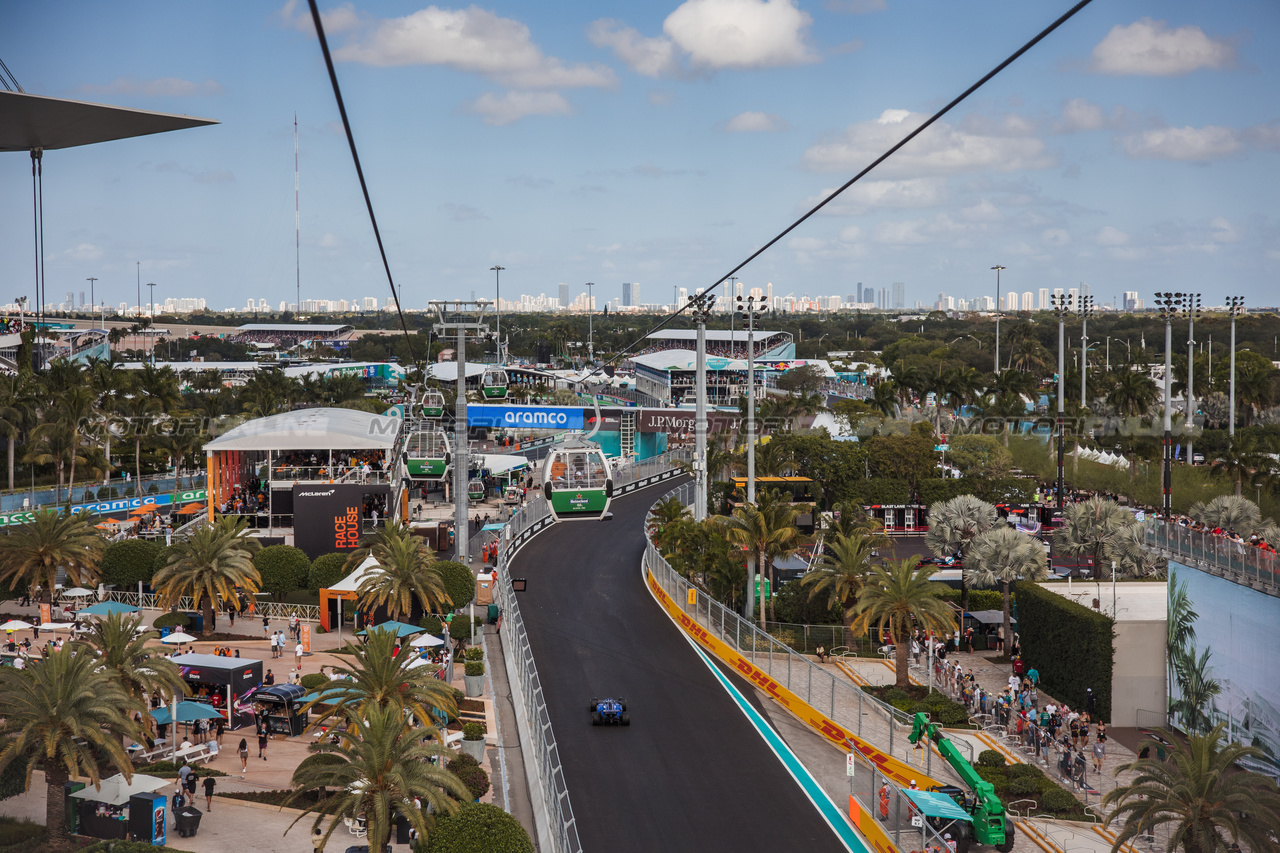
[150,701,224,726]
[77,601,139,617]
[356,621,423,639]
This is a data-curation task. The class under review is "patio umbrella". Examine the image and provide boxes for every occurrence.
[129,507,153,516]
[78,601,140,617]
[38,622,75,631]
[161,631,198,644]
[409,633,444,648]
[149,701,225,726]
[0,620,34,632]
[356,621,423,639]
[63,587,94,597]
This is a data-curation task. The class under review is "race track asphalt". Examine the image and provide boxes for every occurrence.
[512,482,849,853]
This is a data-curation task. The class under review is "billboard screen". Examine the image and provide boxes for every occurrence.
[1168,560,1280,777]
[293,484,389,560]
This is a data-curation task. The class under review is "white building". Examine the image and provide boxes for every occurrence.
[1022,291,1034,311]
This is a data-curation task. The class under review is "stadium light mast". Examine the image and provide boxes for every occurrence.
[1227,297,1244,436]
[991,265,1005,373]
[1184,293,1201,464]
[431,300,491,567]
[1155,293,1186,519]
[735,293,765,619]
[490,265,505,363]
[1078,294,1094,408]
[1050,292,1071,510]
[689,292,714,523]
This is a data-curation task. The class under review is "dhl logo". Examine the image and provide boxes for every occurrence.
[675,613,713,646]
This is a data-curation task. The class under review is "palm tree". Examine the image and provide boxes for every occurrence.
[76,612,187,730]
[286,703,468,853]
[850,558,956,689]
[753,439,792,477]
[1102,724,1280,853]
[1187,494,1261,536]
[0,509,104,604]
[1107,369,1159,483]
[1211,434,1272,496]
[647,495,691,538]
[1169,647,1220,735]
[305,627,456,731]
[23,419,84,504]
[966,526,1047,649]
[1104,523,1166,579]
[0,372,34,493]
[1054,497,1135,580]
[153,515,262,636]
[871,381,898,418]
[0,647,141,850]
[716,488,805,630]
[801,531,881,635]
[353,522,449,622]
[924,494,997,611]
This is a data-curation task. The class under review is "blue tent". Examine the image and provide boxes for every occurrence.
[150,701,225,726]
[78,601,139,616]
[357,621,423,639]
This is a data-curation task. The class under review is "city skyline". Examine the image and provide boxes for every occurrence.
[3,2,1277,313]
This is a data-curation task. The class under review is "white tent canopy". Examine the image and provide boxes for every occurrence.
[425,362,488,383]
[203,408,400,452]
[476,453,530,476]
[69,773,168,806]
[324,556,384,594]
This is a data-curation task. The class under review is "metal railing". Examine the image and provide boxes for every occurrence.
[104,590,320,623]
[494,495,581,853]
[1146,519,1280,597]
[645,480,952,778]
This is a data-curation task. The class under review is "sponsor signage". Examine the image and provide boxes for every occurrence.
[637,409,739,434]
[466,405,584,429]
[293,483,389,561]
[0,488,209,528]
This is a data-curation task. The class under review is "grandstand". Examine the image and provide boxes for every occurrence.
[641,329,793,360]
[232,323,355,347]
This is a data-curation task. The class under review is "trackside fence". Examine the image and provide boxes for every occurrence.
[644,481,958,777]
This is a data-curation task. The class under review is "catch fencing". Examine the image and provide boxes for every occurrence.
[104,590,320,623]
[1146,519,1280,597]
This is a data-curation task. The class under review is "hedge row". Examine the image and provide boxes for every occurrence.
[837,478,1035,507]
[1014,581,1114,722]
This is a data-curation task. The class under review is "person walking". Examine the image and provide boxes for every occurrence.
[295,640,304,672]
[262,616,270,640]
[312,826,326,852]
[202,775,215,811]
[257,725,268,761]
[238,738,249,773]
[215,717,225,747]
[185,771,198,803]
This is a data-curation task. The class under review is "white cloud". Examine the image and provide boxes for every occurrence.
[838,225,862,242]
[788,236,826,251]
[1041,228,1071,246]
[1090,18,1235,76]
[334,6,615,89]
[442,203,488,221]
[724,111,788,132]
[1056,98,1105,133]
[64,243,104,262]
[1095,226,1130,246]
[592,0,817,77]
[873,219,930,245]
[803,109,1055,175]
[666,0,818,70]
[280,0,362,34]
[587,20,682,78]
[463,91,571,125]
[77,77,224,97]
[1209,217,1240,243]
[960,200,1002,223]
[1119,126,1241,161]
[318,233,340,249]
[649,90,675,106]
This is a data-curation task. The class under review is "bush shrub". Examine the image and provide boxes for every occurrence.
[437,560,474,611]
[100,539,161,588]
[1041,786,1078,813]
[308,552,351,594]
[446,754,479,772]
[973,766,1006,788]
[938,704,970,726]
[977,749,1006,768]
[137,760,229,779]
[463,647,484,662]
[299,673,328,690]
[450,614,475,642]
[1015,581,1114,721]
[464,661,485,678]
[931,587,1006,612]
[882,688,911,707]
[0,750,27,801]
[153,544,177,572]
[423,802,533,853]
[0,818,44,849]
[1005,763,1042,780]
[254,545,311,601]
[462,722,485,741]
[153,611,190,629]
[1006,776,1039,796]
[450,762,490,801]
[419,615,444,635]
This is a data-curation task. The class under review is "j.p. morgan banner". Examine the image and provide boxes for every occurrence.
[466,405,584,430]
[638,409,739,434]
[0,489,209,528]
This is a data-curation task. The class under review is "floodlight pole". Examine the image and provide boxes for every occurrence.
[991,265,1005,373]
[1050,294,1070,510]
[1185,293,1201,464]
[1228,297,1243,436]
[1079,295,1093,408]
[1156,293,1185,519]
[736,294,765,619]
[690,294,714,522]
[432,300,491,568]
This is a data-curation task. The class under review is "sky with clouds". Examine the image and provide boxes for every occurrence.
[2,0,1277,313]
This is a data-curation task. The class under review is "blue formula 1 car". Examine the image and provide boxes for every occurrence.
[589,697,630,726]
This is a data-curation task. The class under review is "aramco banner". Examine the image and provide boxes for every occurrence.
[466,405,584,430]
[0,488,209,528]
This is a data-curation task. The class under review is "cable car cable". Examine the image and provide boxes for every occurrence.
[572,0,1095,384]
[307,0,416,365]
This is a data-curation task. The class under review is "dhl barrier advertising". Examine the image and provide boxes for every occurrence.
[645,568,943,791]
